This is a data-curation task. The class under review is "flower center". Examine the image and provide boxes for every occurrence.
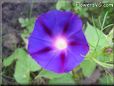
[55,37,67,50]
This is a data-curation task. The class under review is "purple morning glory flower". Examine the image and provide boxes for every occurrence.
[28,10,89,73]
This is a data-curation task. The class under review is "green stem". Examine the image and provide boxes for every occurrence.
[101,11,108,31]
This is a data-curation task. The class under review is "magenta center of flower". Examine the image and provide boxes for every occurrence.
[54,37,67,50]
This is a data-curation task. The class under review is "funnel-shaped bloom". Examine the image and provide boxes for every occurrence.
[28,10,89,73]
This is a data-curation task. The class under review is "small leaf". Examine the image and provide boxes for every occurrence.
[18,17,35,33]
[3,48,21,67]
[3,55,15,67]
[18,18,24,24]
[85,23,108,49]
[14,60,31,84]
[80,60,96,77]
[49,74,75,85]
[56,0,72,10]
[26,18,35,33]
[18,18,28,27]
[38,70,71,79]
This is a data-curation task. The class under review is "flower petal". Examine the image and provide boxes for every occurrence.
[30,50,67,73]
[28,10,89,73]
[62,13,83,37]
[38,10,73,36]
[30,17,52,42]
[64,31,89,72]
[28,36,52,54]
[65,45,89,72]
[68,31,89,46]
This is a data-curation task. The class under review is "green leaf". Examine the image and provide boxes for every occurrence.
[19,18,35,49]
[49,74,75,85]
[14,49,41,84]
[3,55,15,67]
[99,75,114,85]
[3,48,41,84]
[26,18,35,33]
[37,70,75,85]
[56,0,72,10]
[18,18,26,27]
[107,29,113,46]
[18,17,35,50]
[27,55,40,72]
[3,48,21,67]
[38,70,71,79]
[14,59,31,84]
[85,23,108,49]
[85,23,113,69]
[18,17,35,33]
[80,60,96,77]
